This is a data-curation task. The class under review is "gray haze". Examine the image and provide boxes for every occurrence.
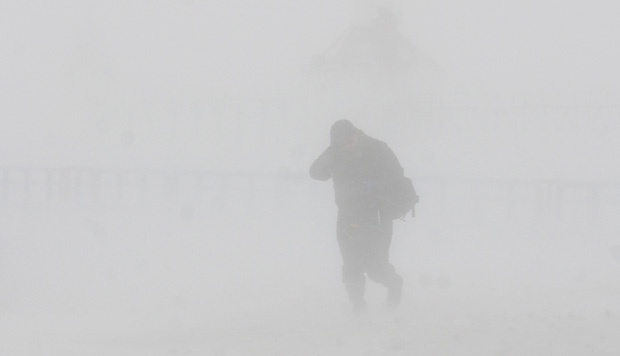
[2,1,620,355]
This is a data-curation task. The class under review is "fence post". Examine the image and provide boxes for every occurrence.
[92,170,102,206]
[0,168,7,203]
[23,169,32,203]
[588,183,600,228]
[46,169,54,202]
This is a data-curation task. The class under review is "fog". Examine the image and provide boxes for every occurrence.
[2,1,620,355]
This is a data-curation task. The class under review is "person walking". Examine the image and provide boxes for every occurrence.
[310,119,405,312]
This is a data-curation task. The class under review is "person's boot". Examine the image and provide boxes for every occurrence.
[351,298,366,313]
[344,277,366,313]
[386,275,403,308]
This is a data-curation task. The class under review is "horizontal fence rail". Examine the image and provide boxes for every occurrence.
[1,166,619,231]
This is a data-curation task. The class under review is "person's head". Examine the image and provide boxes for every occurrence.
[330,119,359,151]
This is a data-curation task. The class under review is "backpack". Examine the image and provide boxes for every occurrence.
[380,175,419,220]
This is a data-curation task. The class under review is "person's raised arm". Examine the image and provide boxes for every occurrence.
[309,146,338,181]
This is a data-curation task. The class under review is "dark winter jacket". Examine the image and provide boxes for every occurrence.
[309,130,404,215]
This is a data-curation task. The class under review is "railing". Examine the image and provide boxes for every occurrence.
[2,166,619,232]
[0,166,263,205]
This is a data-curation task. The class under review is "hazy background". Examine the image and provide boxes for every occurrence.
[2,1,620,355]
[2,0,619,176]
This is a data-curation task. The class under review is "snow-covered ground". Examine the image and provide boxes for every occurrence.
[2,176,619,356]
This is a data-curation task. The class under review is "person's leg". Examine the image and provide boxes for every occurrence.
[341,262,366,311]
[337,212,368,311]
[365,221,403,307]
[366,260,403,306]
